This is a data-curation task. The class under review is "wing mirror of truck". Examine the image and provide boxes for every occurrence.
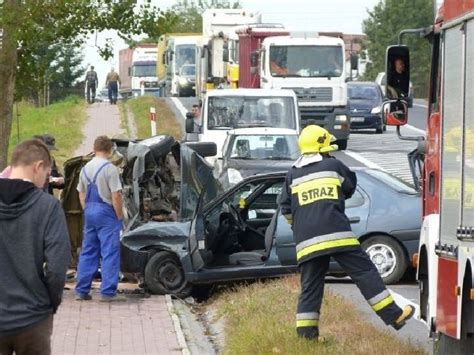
[223,42,229,63]
[385,45,410,100]
[350,53,359,70]
[382,100,408,126]
[185,112,195,133]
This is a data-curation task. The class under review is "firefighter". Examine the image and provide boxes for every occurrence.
[279,125,415,340]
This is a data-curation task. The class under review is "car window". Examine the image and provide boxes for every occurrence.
[346,189,365,208]
[364,169,418,194]
[229,134,300,160]
[348,85,380,100]
[247,183,284,219]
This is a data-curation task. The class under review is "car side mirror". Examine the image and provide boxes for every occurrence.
[385,45,410,100]
[382,100,408,126]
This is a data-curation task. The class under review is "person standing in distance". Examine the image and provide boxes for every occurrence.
[279,125,415,341]
[75,136,125,302]
[85,65,98,104]
[105,68,121,104]
[0,139,71,355]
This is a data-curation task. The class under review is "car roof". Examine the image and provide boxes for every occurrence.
[206,88,296,97]
[226,127,298,136]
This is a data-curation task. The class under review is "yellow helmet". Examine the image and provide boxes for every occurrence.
[298,125,338,154]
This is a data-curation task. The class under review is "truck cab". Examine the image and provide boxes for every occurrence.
[259,34,350,149]
[185,88,300,164]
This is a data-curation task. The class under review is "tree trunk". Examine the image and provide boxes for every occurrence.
[0,0,19,170]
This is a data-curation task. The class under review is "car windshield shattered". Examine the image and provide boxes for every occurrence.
[228,134,300,160]
[270,45,343,77]
[207,96,296,130]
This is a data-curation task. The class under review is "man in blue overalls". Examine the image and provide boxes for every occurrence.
[75,136,125,302]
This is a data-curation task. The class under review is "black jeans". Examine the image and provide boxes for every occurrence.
[86,84,96,103]
[0,315,53,355]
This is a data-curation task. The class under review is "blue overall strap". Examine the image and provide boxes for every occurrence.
[92,162,111,184]
[82,167,92,184]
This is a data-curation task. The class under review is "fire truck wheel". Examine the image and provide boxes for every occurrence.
[362,235,408,284]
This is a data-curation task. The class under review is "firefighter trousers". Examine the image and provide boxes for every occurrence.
[296,247,403,339]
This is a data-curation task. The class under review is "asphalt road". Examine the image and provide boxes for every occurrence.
[171,95,431,351]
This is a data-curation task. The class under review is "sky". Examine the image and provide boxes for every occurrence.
[84,0,380,87]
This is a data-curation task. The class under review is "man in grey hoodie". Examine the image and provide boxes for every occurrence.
[0,139,71,355]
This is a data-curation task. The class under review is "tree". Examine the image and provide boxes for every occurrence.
[0,1,177,169]
[362,0,433,97]
[169,0,241,33]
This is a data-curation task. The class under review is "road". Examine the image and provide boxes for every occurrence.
[169,96,431,351]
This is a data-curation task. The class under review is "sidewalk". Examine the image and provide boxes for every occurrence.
[53,102,184,354]
[51,288,182,355]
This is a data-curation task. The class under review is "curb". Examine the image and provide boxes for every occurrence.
[166,295,191,355]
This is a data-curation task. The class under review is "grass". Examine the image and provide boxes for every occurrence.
[120,96,182,140]
[9,96,87,167]
[213,276,425,355]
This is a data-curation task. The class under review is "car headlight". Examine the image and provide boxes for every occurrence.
[371,106,381,114]
[179,77,189,86]
[335,115,348,122]
[227,168,243,185]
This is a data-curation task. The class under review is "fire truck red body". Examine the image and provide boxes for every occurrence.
[413,0,474,351]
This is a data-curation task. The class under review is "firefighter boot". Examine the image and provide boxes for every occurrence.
[297,326,319,340]
[392,305,415,330]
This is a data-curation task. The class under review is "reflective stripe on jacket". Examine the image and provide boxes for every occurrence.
[279,154,358,264]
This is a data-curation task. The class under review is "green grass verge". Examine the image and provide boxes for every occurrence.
[9,96,87,167]
[120,96,182,140]
[214,276,425,355]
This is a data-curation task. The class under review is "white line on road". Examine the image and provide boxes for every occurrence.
[344,150,386,170]
[170,97,189,119]
[404,124,426,135]
[413,103,428,109]
[389,289,425,326]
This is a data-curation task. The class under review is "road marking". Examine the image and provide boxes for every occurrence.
[389,288,424,325]
[413,103,428,109]
[170,97,189,119]
[344,150,386,170]
[404,124,426,135]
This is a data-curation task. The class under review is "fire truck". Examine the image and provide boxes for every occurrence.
[382,1,473,353]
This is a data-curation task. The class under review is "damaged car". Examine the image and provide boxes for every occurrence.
[64,135,420,298]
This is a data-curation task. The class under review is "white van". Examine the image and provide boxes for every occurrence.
[185,88,300,164]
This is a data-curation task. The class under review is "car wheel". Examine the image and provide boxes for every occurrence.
[337,139,348,150]
[144,251,192,298]
[383,124,387,132]
[361,235,408,284]
[375,126,383,134]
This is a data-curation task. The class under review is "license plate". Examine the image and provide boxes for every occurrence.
[351,117,365,122]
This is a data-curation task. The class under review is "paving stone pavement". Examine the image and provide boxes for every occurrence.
[74,103,125,156]
[51,289,182,355]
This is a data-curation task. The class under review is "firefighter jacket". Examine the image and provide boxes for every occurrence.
[279,154,359,265]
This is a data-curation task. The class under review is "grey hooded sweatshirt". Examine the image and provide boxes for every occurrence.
[0,179,70,336]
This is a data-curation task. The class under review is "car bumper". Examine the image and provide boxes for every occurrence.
[350,114,383,129]
[120,244,149,274]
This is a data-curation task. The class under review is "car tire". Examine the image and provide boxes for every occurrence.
[337,139,348,150]
[361,235,408,284]
[376,126,383,134]
[144,251,192,298]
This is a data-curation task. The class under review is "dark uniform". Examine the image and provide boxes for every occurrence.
[85,68,98,103]
[280,153,405,339]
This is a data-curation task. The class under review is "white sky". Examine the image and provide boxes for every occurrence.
[84,0,380,86]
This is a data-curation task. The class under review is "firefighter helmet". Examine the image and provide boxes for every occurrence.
[298,125,338,154]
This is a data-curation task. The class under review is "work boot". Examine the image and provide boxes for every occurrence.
[75,294,92,301]
[100,294,127,302]
[392,305,415,330]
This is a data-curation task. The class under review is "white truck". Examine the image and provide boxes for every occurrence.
[119,44,159,97]
[195,9,262,100]
[185,88,300,164]
[159,35,200,97]
[257,34,350,149]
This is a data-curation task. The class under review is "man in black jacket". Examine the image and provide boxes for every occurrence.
[0,139,71,355]
[279,125,414,341]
